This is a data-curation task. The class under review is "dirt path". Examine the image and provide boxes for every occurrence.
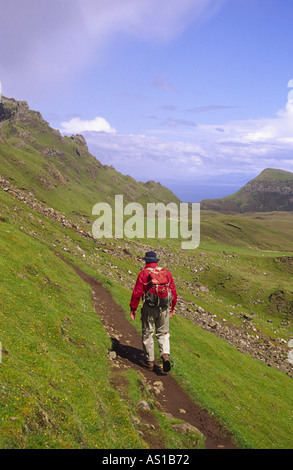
[56,253,237,449]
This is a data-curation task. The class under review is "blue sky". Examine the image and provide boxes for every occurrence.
[1,0,293,201]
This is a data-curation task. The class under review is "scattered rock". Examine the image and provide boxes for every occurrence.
[241,313,254,321]
[0,175,94,240]
[152,380,164,395]
[136,400,153,411]
[131,415,141,425]
[108,351,117,361]
[288,350,293,365]
[172,422,204,437]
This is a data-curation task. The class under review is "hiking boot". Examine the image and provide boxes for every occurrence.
[140,360,155,371]
[162,354,171,372]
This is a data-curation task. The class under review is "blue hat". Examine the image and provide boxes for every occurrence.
[142,251,159,263]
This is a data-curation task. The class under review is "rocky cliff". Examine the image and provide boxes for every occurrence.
[0,96,46,124]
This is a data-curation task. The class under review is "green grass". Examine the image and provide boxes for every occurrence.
[0,192,207,449]
[0,222,148,449]
[112,368,206,449]
[1,192,293,448]
[200,210,293,251]
[170,315,293,449]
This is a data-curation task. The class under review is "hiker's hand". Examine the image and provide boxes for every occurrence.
[169,308,175,318]
[130,309,137,320]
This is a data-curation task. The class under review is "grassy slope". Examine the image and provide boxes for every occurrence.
[170,315,293,449]
[111,214,293,448]
[199,211,293,329]
[0,205,145,449]
[1,103,293,449]
[0,188,206,450]
[1,184,293,448]
[107,274,293,449]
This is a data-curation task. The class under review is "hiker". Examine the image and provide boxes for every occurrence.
[130,251,177,372]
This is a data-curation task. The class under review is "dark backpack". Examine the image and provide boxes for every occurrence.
[144,267,172,308]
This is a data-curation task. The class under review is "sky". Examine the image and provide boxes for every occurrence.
[1,0,293,202]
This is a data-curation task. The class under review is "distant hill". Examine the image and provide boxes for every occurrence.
[0,96,180,221]
[201,168,293,212]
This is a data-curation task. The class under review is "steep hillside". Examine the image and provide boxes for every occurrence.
[0,96,180,222]
[1,178,293,449]
[201,168,293,212]
[1,96,293,450]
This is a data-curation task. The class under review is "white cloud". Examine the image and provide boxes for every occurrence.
[208,96,293,148]
[80,87,293,184]
[84,131,203,181]
[60,117,116,134]
[194,96,293,175]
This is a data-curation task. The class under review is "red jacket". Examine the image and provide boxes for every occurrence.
[130,262,177,311]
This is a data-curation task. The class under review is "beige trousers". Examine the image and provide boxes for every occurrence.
[141,303,170,362]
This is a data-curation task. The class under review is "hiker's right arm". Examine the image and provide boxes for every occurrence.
[130,272,144,314]
[130,309,137,320]
[169,308,175,318]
